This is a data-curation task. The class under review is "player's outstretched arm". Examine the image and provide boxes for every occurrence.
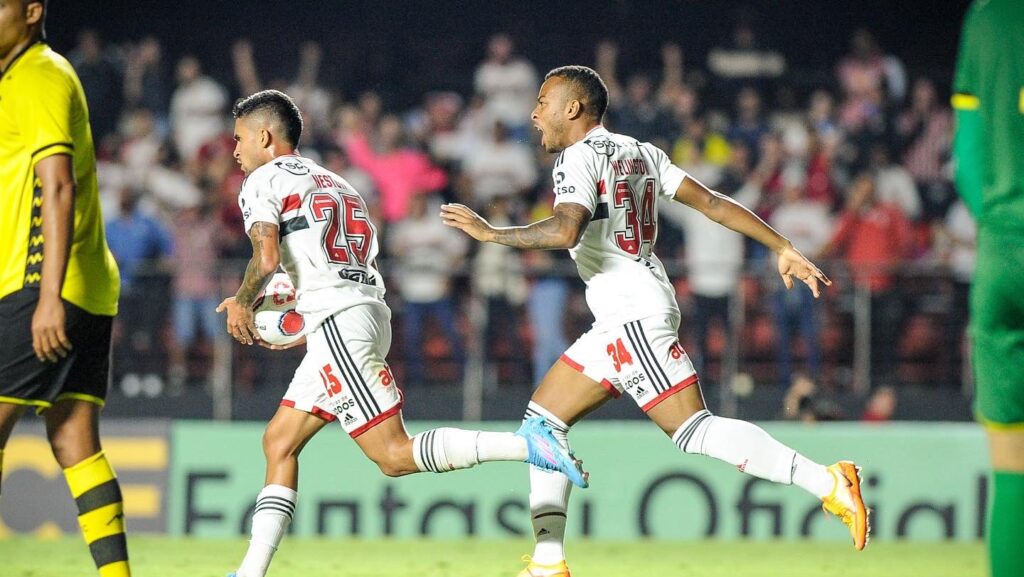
[440,202,590,250]
[216,221,281,344]
[673,175,831,297]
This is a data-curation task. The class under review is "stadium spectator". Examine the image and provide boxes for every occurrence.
[896,78,954,220]
[340,112,447,222]
[940,199,976,383]
[472,195,530,384]
[474,33,537,139]
[780,373,820,422]
[461,120,538,206]
[660,162,747,384]
[808,89,841,148]
[230,39,261,99]
[170,55,228,162]
[821,172,915,385]
[105,188,173,296]
[388,193,468,385]
[769,172,832,384]
[287,42,333,147]
[167,202,224,390]
[728,87,770,164]
[410,91,465,166]
[69,29,123,145]
[123,36,170,136]
[837,28,907,106]
[706,18,786,107]
[861,385,897,422]
[523,197,572,385]
[670,114,731,169]
[870,143,922,221]
[105,187,173,380]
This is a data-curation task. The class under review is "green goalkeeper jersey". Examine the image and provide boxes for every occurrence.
[953,0,1024,232]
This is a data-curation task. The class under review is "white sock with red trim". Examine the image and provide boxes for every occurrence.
[672,409,829,495]
[237,484,296,577]
[525,402,572,564]
[412,428,528,473]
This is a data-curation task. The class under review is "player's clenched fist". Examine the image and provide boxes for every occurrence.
[440,203,495,242]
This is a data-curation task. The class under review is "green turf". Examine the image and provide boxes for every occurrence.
[0,537,985,577]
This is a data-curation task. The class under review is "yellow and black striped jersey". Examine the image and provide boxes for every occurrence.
[0,41,118,315]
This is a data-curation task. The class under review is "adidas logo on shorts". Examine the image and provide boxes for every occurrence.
[344,413,357,426]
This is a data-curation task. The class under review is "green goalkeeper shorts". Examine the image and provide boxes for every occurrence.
[972,229,1024,428]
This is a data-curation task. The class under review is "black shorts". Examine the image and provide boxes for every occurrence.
[0,288,113,409]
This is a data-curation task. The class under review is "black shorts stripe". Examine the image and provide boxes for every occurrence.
[635,322,674,391]
[329,319,382,414]
[323,317,380,418]
[321,319,372,422]
[624,322,670,394]
[533,511,568,519]
[323,319,372,420]
[88,533,128,567]
[74,479,122,514]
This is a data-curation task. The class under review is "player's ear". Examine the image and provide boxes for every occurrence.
[566,99,583,120]
[25,1,44,26]
[259,128,271,148]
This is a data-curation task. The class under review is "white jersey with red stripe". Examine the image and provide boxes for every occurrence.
[239,154,385,329]
[552,126,689,330]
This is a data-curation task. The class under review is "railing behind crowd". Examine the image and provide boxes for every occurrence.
[106,258,974,424]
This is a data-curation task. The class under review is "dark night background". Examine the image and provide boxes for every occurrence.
[46,0,972,108]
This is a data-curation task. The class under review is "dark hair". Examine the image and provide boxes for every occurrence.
[232,89,303,146]
[544,65,609,122]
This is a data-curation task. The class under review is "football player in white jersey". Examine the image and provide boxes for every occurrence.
[442,66,869,576]
[215,90,587,577]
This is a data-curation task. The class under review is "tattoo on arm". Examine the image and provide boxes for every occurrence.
[491,203,591,249]
[235,222,278,307]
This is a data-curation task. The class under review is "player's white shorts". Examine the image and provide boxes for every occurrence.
[282,302,402,437]
[561,314,699,412]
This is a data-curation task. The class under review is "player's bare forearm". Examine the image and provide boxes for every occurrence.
[492,205,590,250]
[234,222,280,308]
[35,155,75,300]
[674,176,791,254]
[442,202,589,250]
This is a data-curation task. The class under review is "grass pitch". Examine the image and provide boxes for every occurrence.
[0,537,984,577]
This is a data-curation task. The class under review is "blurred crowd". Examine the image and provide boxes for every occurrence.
[73,19,974,415]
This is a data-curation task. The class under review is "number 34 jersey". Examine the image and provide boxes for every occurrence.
[239,155,385,327]
[552,126,689,330]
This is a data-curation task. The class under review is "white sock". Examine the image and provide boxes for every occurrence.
[411,428,528,473]
[525,402,571,564]
[792,453,835,498]
[672,409,831,498]
[237,484,296,577]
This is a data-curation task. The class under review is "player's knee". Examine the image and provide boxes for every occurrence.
[372,440,415,477]
[262,430,301,464]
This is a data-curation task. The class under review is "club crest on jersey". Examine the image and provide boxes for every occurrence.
[275,159,310,175]
[585,137,617,157]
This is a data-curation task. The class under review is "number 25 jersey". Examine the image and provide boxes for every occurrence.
[552,126,689,330]
[239,155,385,327]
